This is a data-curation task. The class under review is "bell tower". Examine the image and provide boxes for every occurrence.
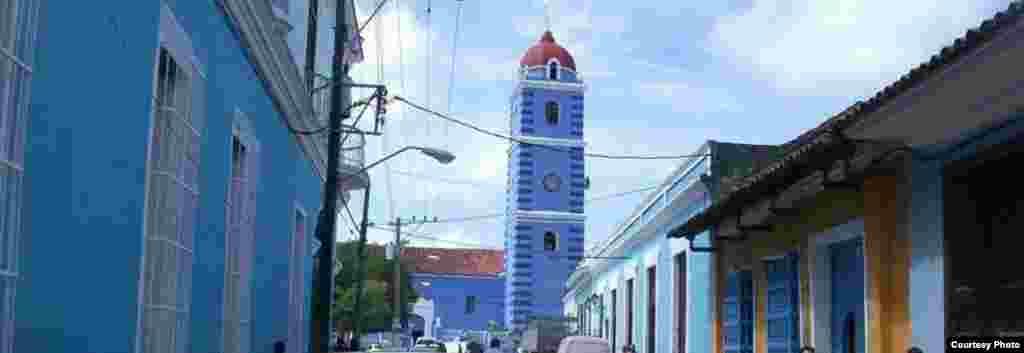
[504,30,586,332]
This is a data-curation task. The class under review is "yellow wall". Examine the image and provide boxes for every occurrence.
[716,189,862,353]
[711,178,912,353]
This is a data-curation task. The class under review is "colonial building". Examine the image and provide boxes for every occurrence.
[563,141,781,353]
[669,3,1024,353]
[4,1,366,352]
[403,247,506,339]
[504,30,587,332]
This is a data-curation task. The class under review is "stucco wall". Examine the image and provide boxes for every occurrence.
[15,1,162,352]
[411,274,505,332]
[14,2,321,352]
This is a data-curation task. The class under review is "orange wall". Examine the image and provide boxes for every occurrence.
[863,174,911,353]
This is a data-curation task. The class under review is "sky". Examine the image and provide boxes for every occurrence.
[287,0,1008,250]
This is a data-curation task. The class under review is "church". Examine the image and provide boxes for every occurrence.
[405,29,587,337]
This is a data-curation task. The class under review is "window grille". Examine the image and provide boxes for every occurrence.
[548,62,558,80]
[140,46,203,353]
[288,207,309,353]
[222,111,259,353]
[466,296,477,314]
[0,0,39,351]
[543,232,558,251]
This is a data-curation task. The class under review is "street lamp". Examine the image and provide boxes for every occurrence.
[343,145,455,352]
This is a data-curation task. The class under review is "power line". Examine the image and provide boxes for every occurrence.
[386,169,504,188]
[369,224,500,248]
[392,96,713,160]
[364,184,661,226]
[445,0,465,153]
[357,0,391,35]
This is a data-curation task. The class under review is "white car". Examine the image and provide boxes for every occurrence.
[416,337,442,352]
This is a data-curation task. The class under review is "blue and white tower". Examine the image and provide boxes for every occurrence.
[504,30,586,332]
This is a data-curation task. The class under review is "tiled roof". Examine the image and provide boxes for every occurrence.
[401,247,505,276]
[520,31,577,70]
[671,1,1024,238]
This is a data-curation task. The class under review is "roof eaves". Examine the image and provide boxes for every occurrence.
[670,1,1024,239]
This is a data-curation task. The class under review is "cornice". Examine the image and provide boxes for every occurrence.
[515,78,586,93]
[510,134,587,148]
[511,210,585,224]
[216,0,328,179]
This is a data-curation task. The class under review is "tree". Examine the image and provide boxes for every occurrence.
[331,240,420,337]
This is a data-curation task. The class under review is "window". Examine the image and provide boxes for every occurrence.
[140,46,202,353]
[288,207,309,353]
[625,279,634,347]
[611,289,617,350]
[466,295,477,314]
[647,266,656,353]
[223,112,258,353]
[0,0,40,351]
[545,101,559,125]
[763,254,800,353]
[548,61,559,80]
[674,253,686,353]
[543,231,558,251]
[543,173,561,192]
[722,271,754,353]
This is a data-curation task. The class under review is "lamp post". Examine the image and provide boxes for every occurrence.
[348,146,455,352]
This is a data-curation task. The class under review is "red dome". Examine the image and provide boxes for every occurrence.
[519,31,576,71]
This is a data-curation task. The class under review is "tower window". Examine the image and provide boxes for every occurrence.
[544,231,558,251]
[466,295,477,314]
[548,61,559,80]
[545,101,559,125]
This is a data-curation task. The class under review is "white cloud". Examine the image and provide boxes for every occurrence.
[634,81,745,116]
[707,0,1003,97]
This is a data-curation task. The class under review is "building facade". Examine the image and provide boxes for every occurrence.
[669,3,1024,353]
[3,0,366,352]
[504,30,587,332]
[404,247,506,339]
[563,142,781,353]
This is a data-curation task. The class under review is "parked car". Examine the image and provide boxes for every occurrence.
[416,337,443,352]
[556,337,610,353]
[368,343,383,352]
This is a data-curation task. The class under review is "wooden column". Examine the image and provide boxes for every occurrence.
[863,174,910,353]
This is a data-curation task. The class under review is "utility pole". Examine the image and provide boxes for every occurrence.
[387,216,440,350]
[312,0,352,351]
[391,217,402,350]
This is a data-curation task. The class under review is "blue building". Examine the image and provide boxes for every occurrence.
[504,30,586,332]
[1,0,366,352]
[563,142,781,353]
[404,247,506,339]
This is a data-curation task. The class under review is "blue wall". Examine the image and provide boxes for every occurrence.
[518,88,583,141]
[411,274,506,332]
[906,113,1024,353]
[15,1,321,352]
[16,1,161,352]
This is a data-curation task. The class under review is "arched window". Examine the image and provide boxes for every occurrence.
[548,61,559,80]
[545,101,559,125]
[544,231,558,251]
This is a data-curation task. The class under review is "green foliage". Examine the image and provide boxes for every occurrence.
[330,240,420,334]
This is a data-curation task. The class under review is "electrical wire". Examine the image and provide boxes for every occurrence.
[357,0,391,35]
[364,184,661,226]
[369,225,501,249]
[445,0,465,153]
[387,169,504,189]
[392,96,714,160]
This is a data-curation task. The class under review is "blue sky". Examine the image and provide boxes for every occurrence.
[288,0,1006,250]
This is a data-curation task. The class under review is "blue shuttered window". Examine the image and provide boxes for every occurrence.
[722,271,753,353]
[764,253,800,353]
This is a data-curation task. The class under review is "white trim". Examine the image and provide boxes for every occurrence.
[510,134,586,148]
[512,210,585,223]
[515,78,586,93]
[810,219,866,352]
[134,40,163,353]
[412,272,503,280]
[523,64,579,76]
[215,0,327,179]
[159,2,206,79]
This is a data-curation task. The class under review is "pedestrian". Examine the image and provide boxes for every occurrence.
[484,338,502,353]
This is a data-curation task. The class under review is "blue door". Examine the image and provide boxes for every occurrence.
[764,253,800,353]
[722,271,753,353]
[830,238,865,353]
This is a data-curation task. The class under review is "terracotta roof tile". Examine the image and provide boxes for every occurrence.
[401,247,505,276]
